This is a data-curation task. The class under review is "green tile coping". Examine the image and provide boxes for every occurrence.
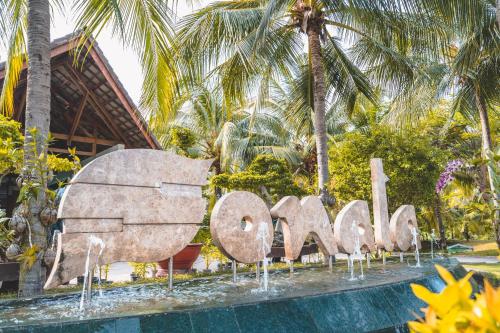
[0,264,473,333]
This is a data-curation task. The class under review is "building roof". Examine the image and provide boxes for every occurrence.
[0,32,161,155]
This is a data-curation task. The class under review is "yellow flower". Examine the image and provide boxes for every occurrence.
[409,265,500,333]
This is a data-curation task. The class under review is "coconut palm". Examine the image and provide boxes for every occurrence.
[0,0,177,296]
[385,0,500,245]
[152,84,301,175]
[163,0,445,204]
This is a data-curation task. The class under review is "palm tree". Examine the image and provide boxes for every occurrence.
[164,0,444,204]
[385,0,499,245]
[0,0,176,296]
[152,84,300,174]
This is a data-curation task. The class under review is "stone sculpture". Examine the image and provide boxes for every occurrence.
[44,151,422,289]
[44,149,213,289]
[270,196,337,260]
[390,205,421,251]
[333,200,376,254]
[210,191,274,264]
[371,158,394,252]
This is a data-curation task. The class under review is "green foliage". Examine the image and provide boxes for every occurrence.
[0,117,79,177]
[17,245,39,272]
[212,155,308,204]
[0,114,23,175]
[329,126,444,212]
[128,262,156,279]
[166,126,197,156]
[192,214,226,270]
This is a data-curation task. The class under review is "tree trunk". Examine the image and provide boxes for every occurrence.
[475,88,500,248]
[18,0,51,297]
[434,193,446,249]
[497,0,500,28]
[307,25,332,205]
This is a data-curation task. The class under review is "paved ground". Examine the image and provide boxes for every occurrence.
[452,256,499,264]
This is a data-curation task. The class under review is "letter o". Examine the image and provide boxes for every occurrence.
[210,191,274,264]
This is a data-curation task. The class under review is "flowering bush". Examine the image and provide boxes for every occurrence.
[435,160,464,194]
[409,265,500,332]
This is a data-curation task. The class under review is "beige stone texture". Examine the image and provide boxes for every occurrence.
[333,200,376,254]
[58,184,206,224]
[270,196,337,260]
[371,158,394,251]
[44,150,212,289]
[210,191,273,264]
[389,205,422,251]
[69,149,213,187]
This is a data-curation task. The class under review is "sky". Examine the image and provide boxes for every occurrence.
[0,2,198,106]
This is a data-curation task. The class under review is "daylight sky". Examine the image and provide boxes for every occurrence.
[0,2,198,106]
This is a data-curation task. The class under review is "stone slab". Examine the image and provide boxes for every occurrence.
[70,149,213,187]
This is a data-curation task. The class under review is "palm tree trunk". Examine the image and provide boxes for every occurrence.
[307,25,331,205]
[18,0,51,297]
[497,0,500,28]
[434,193,446,249]
[475,88,500,247]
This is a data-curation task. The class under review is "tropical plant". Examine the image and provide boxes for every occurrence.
[0,0,178,296]
[152,85,299,174]
[212,154,308,206]
[328,125,445,217]
[163,0,444,204]
[128,262,157,279]
[385,0,500,245]
[409,264,500,332]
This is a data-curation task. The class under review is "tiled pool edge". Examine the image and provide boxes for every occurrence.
[0,264,472,333]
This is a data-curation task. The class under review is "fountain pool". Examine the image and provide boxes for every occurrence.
[0,257,473,333]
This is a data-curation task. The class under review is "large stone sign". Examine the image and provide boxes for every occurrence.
[44,150,213,289]
[45,151,422,289]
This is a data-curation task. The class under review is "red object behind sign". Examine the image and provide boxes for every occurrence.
[157,243,202,276]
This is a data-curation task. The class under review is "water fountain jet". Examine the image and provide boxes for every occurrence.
[79,235,105,310]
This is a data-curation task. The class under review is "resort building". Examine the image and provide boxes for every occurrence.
[0,33,160,214]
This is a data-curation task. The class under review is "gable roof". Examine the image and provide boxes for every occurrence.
[0,32,161,154]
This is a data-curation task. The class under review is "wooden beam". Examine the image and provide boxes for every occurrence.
[88,47,157,149]
[62,64,131,147]
[51,132,118,146]
[68,92,88,144]
[0,37,78,79]
[48,147,94,156]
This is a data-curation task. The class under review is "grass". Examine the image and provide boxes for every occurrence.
[463,263,500,277]
[451,241,499,257]
[463,262,500,287]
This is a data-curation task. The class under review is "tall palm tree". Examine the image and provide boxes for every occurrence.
[385,0,500,245]
[0,0,176,296]
[164,0,444,204]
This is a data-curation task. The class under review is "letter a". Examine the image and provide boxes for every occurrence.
[270,196,337,260]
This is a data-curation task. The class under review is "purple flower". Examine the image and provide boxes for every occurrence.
[435,160,463,194]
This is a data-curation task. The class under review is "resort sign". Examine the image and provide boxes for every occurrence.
[44,150,420,289]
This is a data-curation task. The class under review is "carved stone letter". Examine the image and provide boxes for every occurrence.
[270,196,337,260]
[390,205,421,251]
[44,150,213,289]
[371,158,394,251]
[210,191,274,264]
[334,200,376,254]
